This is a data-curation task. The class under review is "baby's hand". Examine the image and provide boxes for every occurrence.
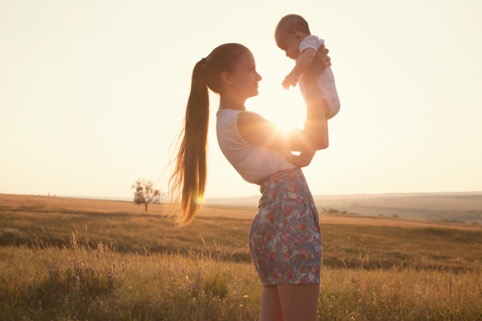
[282,76,291,90]
[282,74,299,90]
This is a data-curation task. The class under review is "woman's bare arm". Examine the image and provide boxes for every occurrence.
[300,43,332,150]
[237,44,332,157]
[237,111,312,152]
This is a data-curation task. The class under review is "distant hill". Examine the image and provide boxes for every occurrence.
[205,192,482,225]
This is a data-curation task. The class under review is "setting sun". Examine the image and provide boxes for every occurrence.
[1,0,481,199]
[254,85,307,132]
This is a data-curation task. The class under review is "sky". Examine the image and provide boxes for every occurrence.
[1,0,482,200]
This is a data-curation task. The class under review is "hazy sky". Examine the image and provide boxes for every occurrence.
[1,0,481,199]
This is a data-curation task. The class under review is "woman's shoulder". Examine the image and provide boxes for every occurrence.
[217,108,255,117]
[237,110,264,126]
[237,111,278,145]
[217,110,262,135]
[217,109,262,123]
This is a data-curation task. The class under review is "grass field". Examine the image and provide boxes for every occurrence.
[207,192,482,224]
[1,194,481,320]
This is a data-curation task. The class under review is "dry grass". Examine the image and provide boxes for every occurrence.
[1,244,480,321]
[1,194,481,270]
[0,245,259,321]
[0,193,158,215]
[2,193,479,230]
[207,192,482,224]
[1,193,482,320]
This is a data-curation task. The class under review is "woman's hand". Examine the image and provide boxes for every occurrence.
[304,44,331,84]
[313,44,331,71]
[284,149,316,168]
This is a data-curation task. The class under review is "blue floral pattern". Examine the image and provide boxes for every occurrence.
[249,168,322,285]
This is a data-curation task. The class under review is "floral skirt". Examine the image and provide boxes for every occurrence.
[249,168,322,285]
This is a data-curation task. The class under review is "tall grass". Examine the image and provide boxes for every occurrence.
[1,241,481,321]
[0,242,258,321]
[319,268,481,321]
[1,203,481,271]
[1,195,481,320]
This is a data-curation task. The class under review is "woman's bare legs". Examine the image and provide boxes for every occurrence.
[278,284,319,321]
[258,284,320,321]
[258,286,283,321]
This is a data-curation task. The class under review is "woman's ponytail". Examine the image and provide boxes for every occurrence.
[169,58,209,225]
[169,44,249,225]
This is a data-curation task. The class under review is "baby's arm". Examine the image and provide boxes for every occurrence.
[283,48,317,89]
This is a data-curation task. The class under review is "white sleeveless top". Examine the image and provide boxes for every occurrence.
[216,109,295,184]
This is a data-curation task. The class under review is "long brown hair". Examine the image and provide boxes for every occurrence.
[169,43,249,225]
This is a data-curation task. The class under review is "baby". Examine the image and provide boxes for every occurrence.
[274,14,340,167]
[275,14,340,120]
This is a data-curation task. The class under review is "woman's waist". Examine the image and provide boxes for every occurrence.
[258,168,312,202]
[218,140,295,184]
[234,160,295,185]
[258,167,302,186]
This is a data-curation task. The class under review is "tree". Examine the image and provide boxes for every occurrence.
[131,179,163,212]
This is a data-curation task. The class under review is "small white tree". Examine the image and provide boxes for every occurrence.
[131,179,163,212]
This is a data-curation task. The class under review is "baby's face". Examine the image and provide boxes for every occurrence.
[275,31,301,60]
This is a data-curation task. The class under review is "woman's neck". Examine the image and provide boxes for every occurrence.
[219,96,246,111]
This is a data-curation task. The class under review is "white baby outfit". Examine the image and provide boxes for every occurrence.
[216,109,295,184]
[298,35,340,119]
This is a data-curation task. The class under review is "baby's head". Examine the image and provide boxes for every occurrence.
[275,14,311,59]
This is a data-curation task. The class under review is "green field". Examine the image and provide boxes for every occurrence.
[1,194,481,320]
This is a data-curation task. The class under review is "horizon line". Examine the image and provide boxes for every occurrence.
[2,190,482,202]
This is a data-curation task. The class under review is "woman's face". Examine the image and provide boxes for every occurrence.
[226,51,262,100]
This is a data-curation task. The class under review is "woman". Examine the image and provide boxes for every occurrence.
[170,43,330,321]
